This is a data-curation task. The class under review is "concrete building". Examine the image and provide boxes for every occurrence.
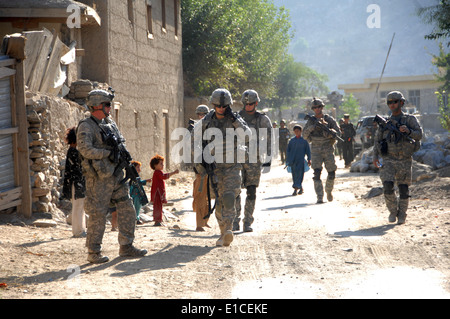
[0,0,184,178]
[338,75,444,116]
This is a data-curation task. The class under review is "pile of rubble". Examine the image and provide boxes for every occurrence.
[350,131,450,181]
[66,79,110,105]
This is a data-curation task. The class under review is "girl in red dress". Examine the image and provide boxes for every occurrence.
[150,154,179,226]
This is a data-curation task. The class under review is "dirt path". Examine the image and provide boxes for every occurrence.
[1,158,449,300]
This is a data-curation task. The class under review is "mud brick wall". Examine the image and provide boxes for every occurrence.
[26,91,87,218]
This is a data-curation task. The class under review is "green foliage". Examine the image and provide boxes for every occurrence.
[182,0,292,97]
[431,43,450,92]
[436,91,450,132]
[417,0,450,47]
[339,94,361,122]
[257,53,329,109]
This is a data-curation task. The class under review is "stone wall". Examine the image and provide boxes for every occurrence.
[26,91,87,219]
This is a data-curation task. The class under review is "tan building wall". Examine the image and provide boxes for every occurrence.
[338,75,443,116]
[79,0,184,175]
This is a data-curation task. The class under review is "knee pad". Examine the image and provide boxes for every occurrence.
[222,192,235,210]
[383,181,395,195]
[313,169,322,181]
[398,184,409,199]
[246,185,257,200]
[327,171,336,180]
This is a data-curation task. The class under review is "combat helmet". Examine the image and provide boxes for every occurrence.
[86,88,115,112]
[241,89,260,105]
[210,88,233,107]
[311,97,325,108]
[195,104,209,114]
[387,91,406,104]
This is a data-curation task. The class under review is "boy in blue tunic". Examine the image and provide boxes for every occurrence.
[286,125,311,195]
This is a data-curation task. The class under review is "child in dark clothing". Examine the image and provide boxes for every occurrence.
[62,127,86,237]
[150,154,179,226]
[130,160,151,224]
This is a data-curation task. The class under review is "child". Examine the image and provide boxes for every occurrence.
[150,154,179,226]
[62,127,87,237]
[130,161,152,224]
[286,125,311,195]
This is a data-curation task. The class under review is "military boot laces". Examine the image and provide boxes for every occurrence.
[119,244,147,257]
[87,252,109,264]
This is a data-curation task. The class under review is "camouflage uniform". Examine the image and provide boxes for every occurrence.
[234,90,272,232]
[373,91,423,224]
[77,89,146,263]
[303,99,340,203]
[340,115,356,167]
[193,89,250,246]
[278,120,290,164]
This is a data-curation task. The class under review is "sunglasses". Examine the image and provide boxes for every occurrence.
[387,100,400,105]
[312,106,322,109]
[102,102,112,107]
[214,104,229,109]
[245,102,256,106]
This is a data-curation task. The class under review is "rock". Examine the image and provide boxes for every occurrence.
[363,187,383,199]
[412,162,436,182]
[31,219,57,228]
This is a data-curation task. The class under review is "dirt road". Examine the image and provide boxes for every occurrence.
[1,158,449,301]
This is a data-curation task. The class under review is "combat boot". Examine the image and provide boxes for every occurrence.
[119,244,147,257]
[397,212,407,225]
[232,221,240,231]
[325,178,334,202]
[87,252,109,264]
[388,211,397,223]
[216,230,234,247]
[243,223,253,232]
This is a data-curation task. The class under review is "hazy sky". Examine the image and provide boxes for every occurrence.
[273,0,442,91]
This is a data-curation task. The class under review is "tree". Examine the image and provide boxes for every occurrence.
[181,0,292,97]
[265,55,329,109]
[417,0,450,47]
[339,94,361,122]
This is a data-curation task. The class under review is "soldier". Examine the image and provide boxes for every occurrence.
[278,119,290,164]
[303,98,341,204]
[77,89,147,263]
[373,91,423,224]
[340,114,356,168]
[193,88,250,246]
[233,89,272,232]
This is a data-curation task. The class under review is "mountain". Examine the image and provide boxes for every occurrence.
[273,0,442,91]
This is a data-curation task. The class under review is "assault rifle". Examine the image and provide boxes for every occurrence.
[304,114,344,143]
[105,132,149,206]
[374,114,415,144]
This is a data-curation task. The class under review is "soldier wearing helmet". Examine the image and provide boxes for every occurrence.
[233,89,272,232]
[195,104,209,117]
[77,88,147,263]
[373,90,423,224]
[303,97,340,204]
[192,88,250,246]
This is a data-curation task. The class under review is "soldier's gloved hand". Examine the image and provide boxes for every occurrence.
[108,146,120,163]
[261,161,271,174]
[224,106,237,122]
